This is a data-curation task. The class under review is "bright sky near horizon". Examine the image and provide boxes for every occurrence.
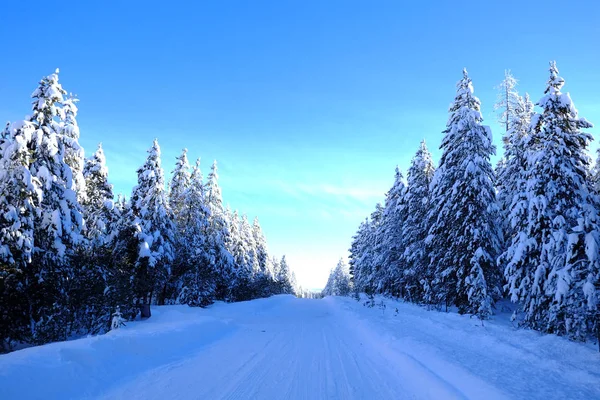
[1,1,599,290]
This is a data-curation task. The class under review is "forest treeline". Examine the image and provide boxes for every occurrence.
[0,70,303,352]
[347,63,599,342]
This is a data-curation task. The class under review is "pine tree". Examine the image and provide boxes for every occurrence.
[76,143,119,335]
[177,158,216,307]
[252,217,270,278]
[348,219,369,291]
[503,62,598,337]
[349,216,378,294]
[59,94,86,203]
[128,139,176,315]
[426,69,501,318]
[494,70,521,135]
[228,210,254,300]
[402,140,435,302]
[83,143,115,244]
[29,69,84,264]
[350,204,385,295]
[169,148,190,223]
[109,195,138,322]
[0,121,39,267]
[240,214,258,276]
[204,161,234,300]
[496,91,535,242]
[27,69,85,342]
[378,167,407,296]
[277,255,294,294]
[0,120,40,349]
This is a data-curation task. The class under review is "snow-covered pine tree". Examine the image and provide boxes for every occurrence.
[0,120,41,349]
[348,219,366,289]
[271,256,280,274]
[348,218,372,294]
[364,204,384,294]
[277,255,294,294]
[376,167,407,297]
[0,121,39,267]
[251,217,273,297]
[27,69,85,342]
[177,158,216,307]
[204,160,234,300]
[503,62,597,337]
[494,70,521,135]
[493,70,520,220]
[240,214,258,275]
[496,88,535,242]
[205,160,224,218]
[166,148,192,303]
[402,140,435,303]
[168,148,190,223]
[426,69,502,318]
[59,94,86,204]
[29,69,84,263]
[252,217,270,278]
[77,143,120,334]
[109,194,138,322]
[128,139,176,315]
[227,210,255,300]
[290,270,299,296]
[83,143,116,244]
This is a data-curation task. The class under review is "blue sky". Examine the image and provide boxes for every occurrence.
[1,1,599,289]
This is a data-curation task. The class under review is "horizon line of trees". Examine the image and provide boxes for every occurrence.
[348,62,600,342]
[0,69,300,353]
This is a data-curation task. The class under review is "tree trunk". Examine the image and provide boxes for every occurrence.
[140,290,152,318]
[159,282,167,306]
[140,303,151,319]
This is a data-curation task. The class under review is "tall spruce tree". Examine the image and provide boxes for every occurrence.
[0,120,40,349]
[252,217,270,277]
[494,70,521,135]
[358,204,384,294]
[496,93,535,236]
[402,140,435,302]
[348,219,370,292]
[28,69,85,342]
[204,161,234,300]
[169,148,190,223]
[276,255,294,294]
[128,139,175,314]
[426,69,501,318]
[59,94,87,204]
[0,121,39,267]
[376,167,407,296]
[503,62,598,337]
[83,143,115,244]
[177,158,215,307]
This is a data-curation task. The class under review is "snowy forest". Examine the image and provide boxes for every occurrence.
[0,70,301,352]
[322,258,352,297]
[348,62,600,342]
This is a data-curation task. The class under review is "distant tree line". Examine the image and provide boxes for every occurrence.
[349,63,600,342]
[0,70,299,352]
[322,258,352,297]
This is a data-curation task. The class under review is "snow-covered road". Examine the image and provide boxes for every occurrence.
[1,295,599,399]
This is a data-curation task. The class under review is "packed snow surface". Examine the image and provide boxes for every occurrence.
[1,295,599,400]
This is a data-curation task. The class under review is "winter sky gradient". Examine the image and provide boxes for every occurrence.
[1,1,599,289]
